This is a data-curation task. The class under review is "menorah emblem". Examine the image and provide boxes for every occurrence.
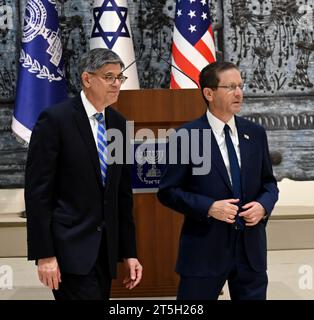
[135,146,164,165]
[22,0,62,67]
[145,150,164,178]
[145,150,164,165]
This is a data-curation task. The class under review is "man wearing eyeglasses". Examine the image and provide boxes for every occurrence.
[158,61,278,300]
[25,48,142,300]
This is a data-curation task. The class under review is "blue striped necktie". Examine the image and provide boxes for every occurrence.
[224,124,245,230]
[94,113,108,186]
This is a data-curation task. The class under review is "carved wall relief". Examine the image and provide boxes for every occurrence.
[0,0,313,186]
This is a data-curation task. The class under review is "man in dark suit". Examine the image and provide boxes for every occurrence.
[25,48,142,300]
[157,62,278,300]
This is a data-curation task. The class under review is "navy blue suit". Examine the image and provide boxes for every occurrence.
[157,113,278,299]
[25,96,137,280]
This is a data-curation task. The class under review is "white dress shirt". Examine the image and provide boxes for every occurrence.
[80,90,105,146]
[206,109,241,184]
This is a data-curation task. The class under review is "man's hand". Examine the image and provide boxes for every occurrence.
[37,256,61,290]
[239,201,266,226]
[208,199,239,224]
[123,258,143,290]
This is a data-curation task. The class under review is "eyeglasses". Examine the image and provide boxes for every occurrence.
[216,83,244,92]
[88,72,128,85]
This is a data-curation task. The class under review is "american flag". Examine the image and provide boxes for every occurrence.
[170,0,216,88]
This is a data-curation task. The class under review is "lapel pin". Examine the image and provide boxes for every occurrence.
[244,134,250,140]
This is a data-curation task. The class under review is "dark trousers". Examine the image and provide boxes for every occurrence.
[177,229,268,300]
[53,233,112,300]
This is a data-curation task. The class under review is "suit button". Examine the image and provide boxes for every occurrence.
[97,226,102,232]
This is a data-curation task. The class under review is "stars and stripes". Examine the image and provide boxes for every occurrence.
[170,0,216,88]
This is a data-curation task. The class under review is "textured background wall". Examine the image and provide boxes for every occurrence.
[0,0,313,187]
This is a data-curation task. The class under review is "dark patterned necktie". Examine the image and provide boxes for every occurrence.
[224,124,244,230]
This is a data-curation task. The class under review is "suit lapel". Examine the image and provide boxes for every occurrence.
[199,114,232,191]
[235,116,250,191]
[73,97,103,188]
[211,133,233,191]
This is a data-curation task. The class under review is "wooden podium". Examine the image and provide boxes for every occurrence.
[111,89,206,297]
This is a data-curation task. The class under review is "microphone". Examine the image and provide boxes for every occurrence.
[122,45,145,73]
[152,44,199,88]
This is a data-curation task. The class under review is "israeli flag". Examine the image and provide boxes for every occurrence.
[90,0,140,90]
[12,0,67,144]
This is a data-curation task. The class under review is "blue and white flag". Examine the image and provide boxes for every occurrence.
[12,0,67,143]
[90,0,139,90]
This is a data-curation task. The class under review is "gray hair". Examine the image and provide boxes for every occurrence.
[78,48,125,84]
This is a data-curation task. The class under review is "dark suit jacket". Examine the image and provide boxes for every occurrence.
[157,113,278,277]
[25,95,137,278]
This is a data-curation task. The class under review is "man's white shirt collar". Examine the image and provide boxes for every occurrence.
[206,109,237,137]
[80,90,104,118]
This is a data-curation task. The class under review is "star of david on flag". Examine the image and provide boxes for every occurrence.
[90,0,139,89]
[170,0,216,88]
[12,0,67,143]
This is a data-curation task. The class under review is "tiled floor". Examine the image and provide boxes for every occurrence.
[1,249,314,300]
